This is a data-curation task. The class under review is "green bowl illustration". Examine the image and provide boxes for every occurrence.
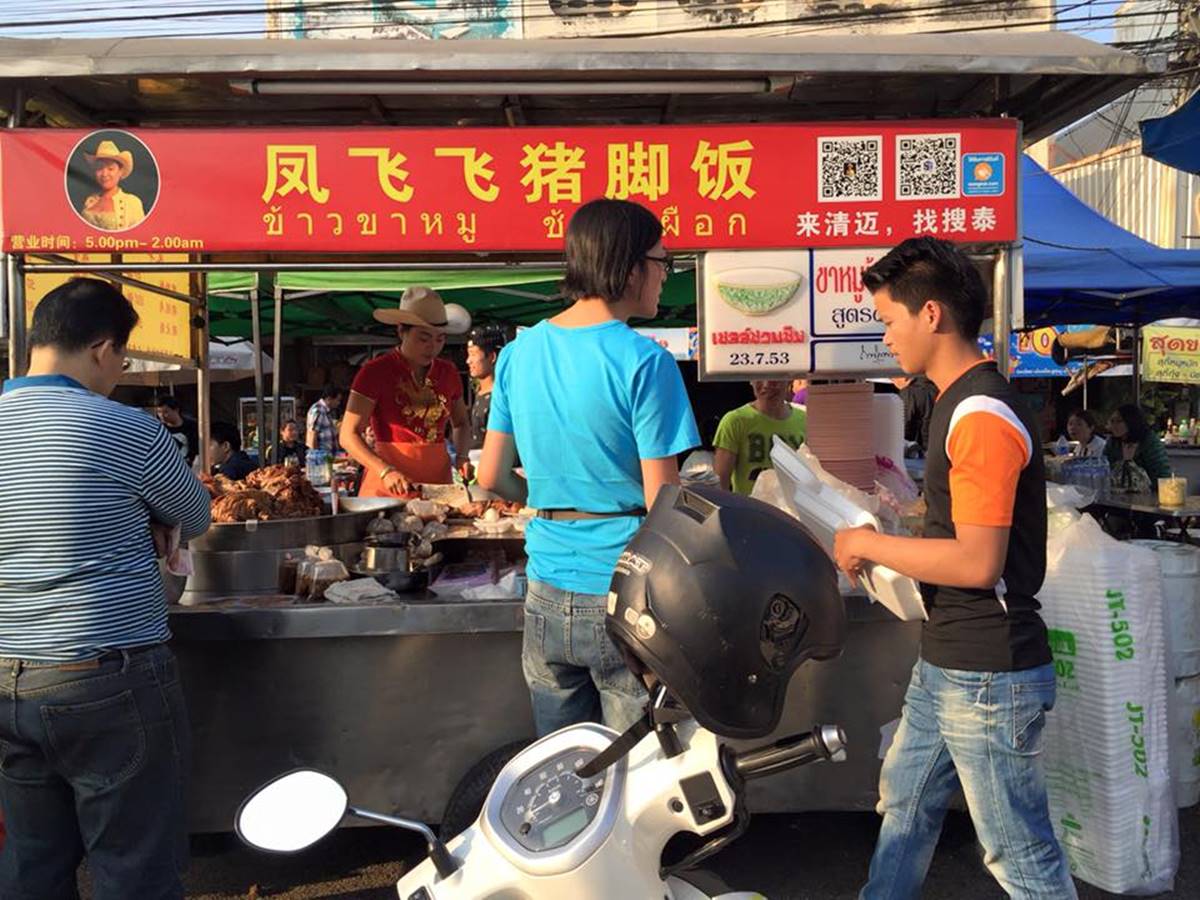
[716,268,802,316]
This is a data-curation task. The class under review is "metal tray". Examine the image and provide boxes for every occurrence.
[191,508,385,553]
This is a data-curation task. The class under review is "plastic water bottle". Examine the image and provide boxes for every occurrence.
[306,449,330,486]
[1055,435,1071,457]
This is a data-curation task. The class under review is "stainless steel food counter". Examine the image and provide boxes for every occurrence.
[168,588,918,833]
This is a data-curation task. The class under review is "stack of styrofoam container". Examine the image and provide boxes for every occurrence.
[1039,515,1179,894]
[1130,540,1200,809]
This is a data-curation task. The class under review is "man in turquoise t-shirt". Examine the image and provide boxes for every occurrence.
[478,199,700,737]
[713,380,807,495]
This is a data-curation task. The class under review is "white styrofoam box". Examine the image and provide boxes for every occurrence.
[872,393,906,471]
[769,436,925,622]
[1130,540,1200,678]
[1041,515,1179,894]
[1173,675,1200,808]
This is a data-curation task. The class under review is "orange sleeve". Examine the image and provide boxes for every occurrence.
[947,410,1029,527]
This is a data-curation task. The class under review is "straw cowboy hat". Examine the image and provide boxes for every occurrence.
[84,139,134,177]
[373,285,471,334]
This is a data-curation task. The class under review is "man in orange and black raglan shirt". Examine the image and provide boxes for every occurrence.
[834,238,1075,900]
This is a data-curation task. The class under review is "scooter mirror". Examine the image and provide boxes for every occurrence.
[235,768,348,853]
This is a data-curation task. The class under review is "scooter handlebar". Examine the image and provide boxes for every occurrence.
[731,724,847,781]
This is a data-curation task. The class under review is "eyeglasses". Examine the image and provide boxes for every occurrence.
[644,254,675,275]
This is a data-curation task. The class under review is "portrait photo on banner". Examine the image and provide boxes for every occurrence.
[64,129,160,233]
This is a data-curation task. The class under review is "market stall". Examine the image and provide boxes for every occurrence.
[0,32,1155,835]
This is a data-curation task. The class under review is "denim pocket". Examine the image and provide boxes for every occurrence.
[522,609,547,667]
[42,689,147,790]
[939,666,991,688]
[1011,681,1054,754]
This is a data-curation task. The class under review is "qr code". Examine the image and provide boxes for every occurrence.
[896,133,961,200]
[818,136,882,202]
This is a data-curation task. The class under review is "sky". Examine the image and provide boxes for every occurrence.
[0,1,268,39]
[0,1,1126,42]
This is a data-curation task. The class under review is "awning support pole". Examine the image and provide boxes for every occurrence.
[992,247,1012,378]
[6,253,24,379]
[5,87,24,379]
[271,281,283,463]
[250,289,266,465]
[1132,325,1141,400]
[196,270,211,473]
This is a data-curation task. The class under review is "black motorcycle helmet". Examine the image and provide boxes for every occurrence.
[607,484,845,739]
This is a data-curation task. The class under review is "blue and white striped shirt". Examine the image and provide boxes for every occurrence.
[0,375,211,661]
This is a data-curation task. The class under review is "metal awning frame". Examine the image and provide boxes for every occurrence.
[3,31,1160,464]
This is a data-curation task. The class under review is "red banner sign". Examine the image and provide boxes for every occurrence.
[0,122,1018,254]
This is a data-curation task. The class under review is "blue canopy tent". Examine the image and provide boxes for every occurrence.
[1140,87,1200,175]
[1022,155,1200,326]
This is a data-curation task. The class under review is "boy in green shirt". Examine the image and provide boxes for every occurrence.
[713,379,807,494]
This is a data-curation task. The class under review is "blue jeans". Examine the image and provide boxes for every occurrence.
[862,659,1076,900]
[0,644,191,900]
[522,580,647,736]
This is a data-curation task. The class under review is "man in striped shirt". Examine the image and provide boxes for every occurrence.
[0,279,211,900]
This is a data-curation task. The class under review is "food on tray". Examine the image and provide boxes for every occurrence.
[716,267,802,316]
[420,483,471,507]
[210,490,276,523]
[406,499,449,522]
[457,499,526,519]
[473,516,516,535]
[205,465,324,523]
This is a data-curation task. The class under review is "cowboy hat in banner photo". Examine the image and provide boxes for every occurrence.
[64,129,161,228]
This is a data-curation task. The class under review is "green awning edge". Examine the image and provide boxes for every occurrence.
[275,269,562,293]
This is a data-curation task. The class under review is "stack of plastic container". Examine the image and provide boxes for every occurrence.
[1039,515,1178,894]
[804,382,877,491]
[1130,540,1200,809]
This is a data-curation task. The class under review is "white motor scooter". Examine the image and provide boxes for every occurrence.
[236,683,845,900]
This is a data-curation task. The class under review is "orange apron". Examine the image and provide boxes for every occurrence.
[359,440,452,497]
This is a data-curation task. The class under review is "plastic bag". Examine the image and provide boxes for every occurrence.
[680,449,720,488]
[365,514,396,536]
[308,558,349,602]
[792,441,880,516]
[874,455,920,506]
[325,577,397,605]
[1039,513,1179,894]
[1111,459,1152,495]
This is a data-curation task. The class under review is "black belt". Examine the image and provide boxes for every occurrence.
[50,643,164,672]
[536,508,648,521]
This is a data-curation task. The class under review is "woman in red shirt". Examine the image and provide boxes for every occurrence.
[341,287,473,496]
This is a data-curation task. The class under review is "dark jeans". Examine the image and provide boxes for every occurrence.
[0,644,191,900]
[522,579,647,737]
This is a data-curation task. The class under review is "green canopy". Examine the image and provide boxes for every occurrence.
[206,272,258,294]
[206,269,697,339]
[273,269,562,293]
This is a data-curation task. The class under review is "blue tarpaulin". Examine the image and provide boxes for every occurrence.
[1023,156,1200,325]
[1140,88,1200,175]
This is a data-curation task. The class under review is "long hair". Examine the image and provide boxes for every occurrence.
[1115,404,1150,443]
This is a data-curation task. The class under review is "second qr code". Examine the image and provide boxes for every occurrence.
[896,133,960,200]
[818,136,882,202]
